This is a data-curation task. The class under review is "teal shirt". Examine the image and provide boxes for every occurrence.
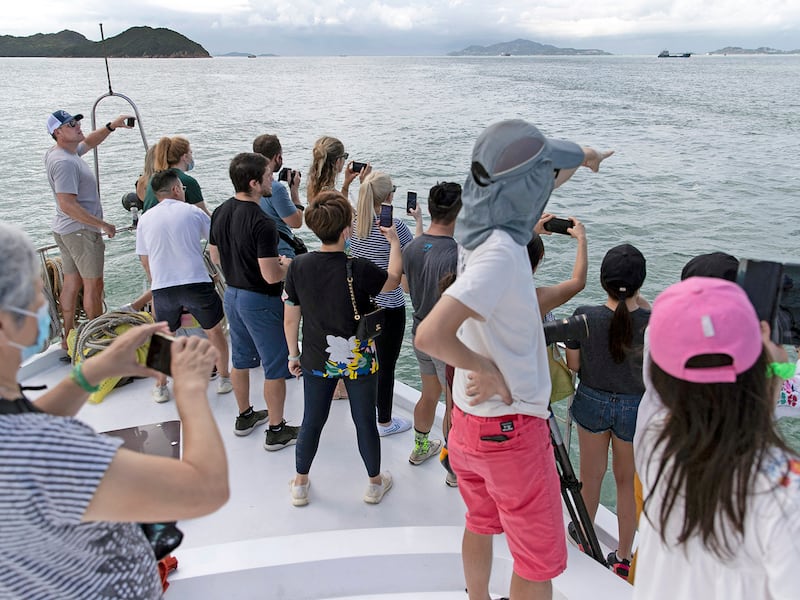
[142,170,204,212]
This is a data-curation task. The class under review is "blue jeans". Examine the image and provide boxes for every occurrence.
[296,373,381,477]
[223,286,290,379]
[570,383,642,442]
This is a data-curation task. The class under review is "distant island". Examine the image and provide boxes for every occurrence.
[217,52,279,57]
[708,46,800,55]
[0,26,209,58]
[448,38,611,56]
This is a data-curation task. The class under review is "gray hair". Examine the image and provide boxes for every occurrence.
[0,223,38,325]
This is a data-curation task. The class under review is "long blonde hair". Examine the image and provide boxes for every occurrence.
[355,172,393,239]
[135,146,158,200]
[153,136,191,170]
[307,136,345,202]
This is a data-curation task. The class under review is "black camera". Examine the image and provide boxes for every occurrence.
[278,167,297,183]
[543,314,588,345]
[737,259,800,345]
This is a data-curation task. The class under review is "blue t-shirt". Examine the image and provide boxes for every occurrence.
[259,180,298,258]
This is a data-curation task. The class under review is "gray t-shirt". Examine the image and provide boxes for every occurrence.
[45,145,102,235]
[565,304,650,395]
[402,233,458,334]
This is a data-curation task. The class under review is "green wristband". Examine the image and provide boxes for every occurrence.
[71,363,100,393]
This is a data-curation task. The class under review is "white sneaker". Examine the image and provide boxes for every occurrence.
[364,471,393,504]
[217,376,233,394]
[289,478,310,507]
[152,384,170,403]
[377,416,412,437]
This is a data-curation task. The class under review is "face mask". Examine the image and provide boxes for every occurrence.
[5,304,51,361]
[186,158,195,172]
[344,237,351,254]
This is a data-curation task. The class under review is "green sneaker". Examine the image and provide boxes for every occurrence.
[409,438,443,465]
[234,409,268,437]
[264,421,300,451]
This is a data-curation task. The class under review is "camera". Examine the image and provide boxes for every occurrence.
[543,314,588,345]
[737,259,800,345]
[406,191,417,213]
[126,117,136,127]
[543,217,574,235]
[145,332,176,376]
[278,167,297,183]
[378,203,393,227]
[352,161,367,173]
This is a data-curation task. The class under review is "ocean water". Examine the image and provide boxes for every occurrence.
[1,55,799,504]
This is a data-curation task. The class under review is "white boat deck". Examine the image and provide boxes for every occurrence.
[20,347,632,599]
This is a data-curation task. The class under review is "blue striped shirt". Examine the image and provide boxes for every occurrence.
[349,216,413,308]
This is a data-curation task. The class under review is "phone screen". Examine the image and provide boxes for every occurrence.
[145,332,175,376]
[543,217,574,235]
[352,161,366,173]
[126,117,136,127]
[379,203,393,227]
[406,191,417,213]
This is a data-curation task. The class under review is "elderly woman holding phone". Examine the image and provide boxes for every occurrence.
[0,222,228,599]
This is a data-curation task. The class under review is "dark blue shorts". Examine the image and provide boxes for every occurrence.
[152,282,224,332]
[570,383,642,443]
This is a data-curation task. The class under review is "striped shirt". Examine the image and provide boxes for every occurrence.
[0,410,161,600]
[349,216,413,308]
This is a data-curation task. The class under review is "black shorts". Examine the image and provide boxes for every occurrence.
[152,282,224,331]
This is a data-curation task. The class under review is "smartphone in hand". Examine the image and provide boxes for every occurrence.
[379,203,393,227]
[406,191,417,213]
[126,117,136,127]
[352,161,367,173]
[145,332,176,376]
[543,217,574,235]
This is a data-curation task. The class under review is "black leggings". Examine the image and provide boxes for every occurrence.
[375,305,406,424]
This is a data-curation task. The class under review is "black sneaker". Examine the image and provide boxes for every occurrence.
[264,421,300,451]
[234,409,268,437]
[210,366,219,381]
[606,550,631,580]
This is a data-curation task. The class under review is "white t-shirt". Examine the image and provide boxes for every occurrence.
[136,198,212,290]
[444,229,550,418]
[634,410,800,600]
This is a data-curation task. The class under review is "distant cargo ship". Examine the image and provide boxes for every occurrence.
[658,50,692,58]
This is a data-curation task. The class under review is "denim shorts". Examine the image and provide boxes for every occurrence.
[570,383,642,443]
[152,282,224,331]
[224,286,290,379]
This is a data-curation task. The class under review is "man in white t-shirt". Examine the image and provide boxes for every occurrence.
[136,168,232,401]
[416,119,613,600]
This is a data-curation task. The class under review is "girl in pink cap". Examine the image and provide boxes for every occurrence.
[634,276,799,599]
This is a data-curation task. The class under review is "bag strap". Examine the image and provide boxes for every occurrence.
[346,258,361,321]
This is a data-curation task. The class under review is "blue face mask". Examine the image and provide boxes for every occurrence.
[186,158,195,172]
[344,237,351,254]
[5,304,51,361]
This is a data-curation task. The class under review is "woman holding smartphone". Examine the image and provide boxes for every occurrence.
[306,136,370,203]
[350,172,415,436]
[565,243,651,580]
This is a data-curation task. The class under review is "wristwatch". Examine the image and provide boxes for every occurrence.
[105,122,115,132]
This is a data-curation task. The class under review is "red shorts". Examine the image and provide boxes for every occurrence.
[449,408,567,581]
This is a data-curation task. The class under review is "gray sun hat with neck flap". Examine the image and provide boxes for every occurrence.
[456,119,585,250]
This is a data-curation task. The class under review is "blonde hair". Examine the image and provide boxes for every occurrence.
[307,136,345,202]
[153,136,191,170]
[355,171,393,239]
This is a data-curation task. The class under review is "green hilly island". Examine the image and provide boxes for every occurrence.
[0,27,209,58]
[448,38,611,56]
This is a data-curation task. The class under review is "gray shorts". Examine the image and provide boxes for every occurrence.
[412,333,447,389]
[53,229,104,278]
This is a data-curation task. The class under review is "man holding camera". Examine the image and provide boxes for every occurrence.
[252,134,305,258]
[45,109,134,348]
[416,119,612,600]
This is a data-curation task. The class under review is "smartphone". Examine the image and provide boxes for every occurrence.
[378,203,393,227]
[145,332,176,376]
[737,259,800,345]
[542,217,574,235]
[352,161,367,173]
[126,117,136,127]
[406,191,417,213]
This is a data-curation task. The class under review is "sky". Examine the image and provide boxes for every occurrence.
[5,0,800,56]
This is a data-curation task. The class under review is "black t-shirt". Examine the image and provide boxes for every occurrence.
[284,252,387,378]
[565,304,650,394]
[209,197,282,296]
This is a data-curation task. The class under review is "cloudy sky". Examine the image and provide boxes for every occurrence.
[5,0,800,55]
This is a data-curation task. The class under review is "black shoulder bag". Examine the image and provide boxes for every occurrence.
[346,258,385,340]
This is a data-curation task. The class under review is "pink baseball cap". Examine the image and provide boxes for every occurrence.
[649,277,763,383]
